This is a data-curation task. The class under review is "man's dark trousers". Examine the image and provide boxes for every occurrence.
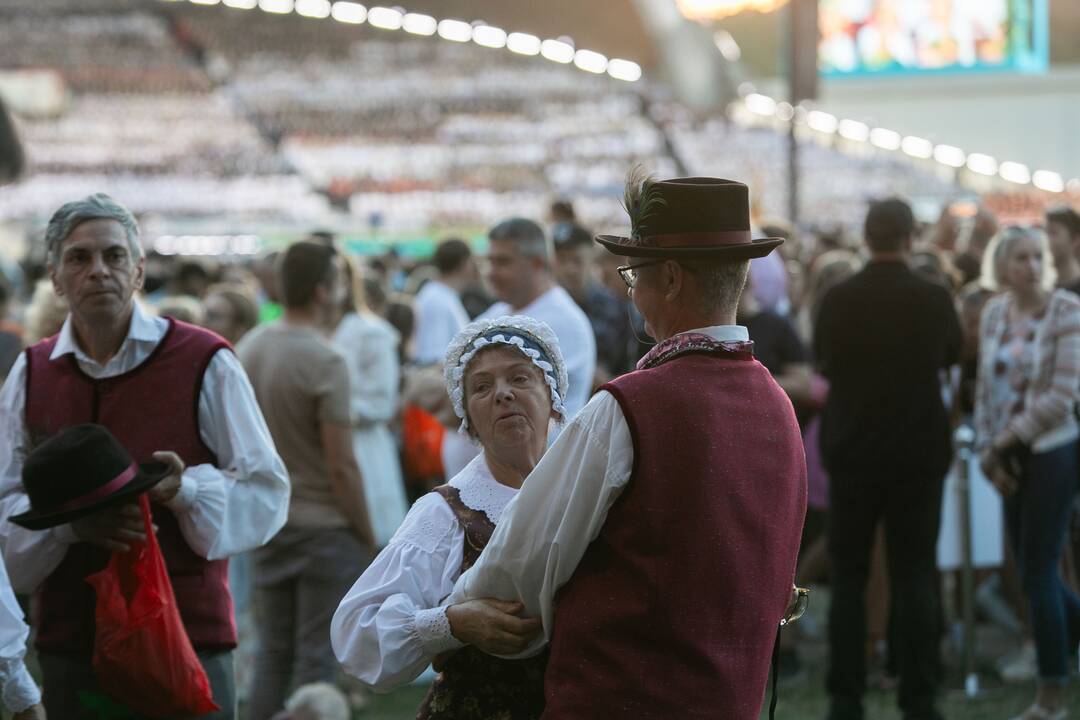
[826,466,944,720]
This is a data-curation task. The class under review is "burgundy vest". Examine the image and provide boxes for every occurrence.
[543,349,807,719]
[24,319,237,654]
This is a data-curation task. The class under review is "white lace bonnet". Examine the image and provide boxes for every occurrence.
[443,315,569,433]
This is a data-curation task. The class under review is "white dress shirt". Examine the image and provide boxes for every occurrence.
[448,325,749,658]
[480,285,597,419]
[411,280,470,366]
[0,558,39,712]
[0,302,290,593]
[331,453,518,691]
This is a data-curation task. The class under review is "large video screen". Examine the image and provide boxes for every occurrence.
[819,0,1048,76]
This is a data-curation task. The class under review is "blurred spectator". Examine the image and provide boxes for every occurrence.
[411,238,472,365]
[238,242,375,720]
[737,273,813,408]
[0,281,21,381]
[974,226,1080,720]
[332,256,408,547]
[552,221,626,384]
[816,197,961,720]
[156,294,204,325]
[549,199,575,224]
[752,221,793,314]
[24,280,68,344]
[202,283,259,346]
[254,251,283,324]
[1045,205,1080,296]
[479,218,596,418]
[171,260,214,300]
[954,208,999,286]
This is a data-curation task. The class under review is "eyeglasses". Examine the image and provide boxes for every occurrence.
[617,260,664,289]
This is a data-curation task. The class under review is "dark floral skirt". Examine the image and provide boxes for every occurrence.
[416,646,548,720]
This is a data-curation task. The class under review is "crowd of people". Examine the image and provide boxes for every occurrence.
[0,176,1076,719]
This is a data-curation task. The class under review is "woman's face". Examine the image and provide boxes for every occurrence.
[1001,235,1043,293]
[464,345,553,458]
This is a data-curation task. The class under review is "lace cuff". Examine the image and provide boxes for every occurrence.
[2,659,41,713]
[413,606,464,655]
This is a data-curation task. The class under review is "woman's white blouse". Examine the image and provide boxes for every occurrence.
[331,453,518,691]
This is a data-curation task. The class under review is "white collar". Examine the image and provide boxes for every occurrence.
[51,300,166,362]
[448,453,519,525]
[680,325,749,342]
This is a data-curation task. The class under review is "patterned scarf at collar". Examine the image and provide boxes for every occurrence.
[636,332,755,371]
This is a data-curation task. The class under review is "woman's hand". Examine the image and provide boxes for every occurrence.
[445,598,542,655]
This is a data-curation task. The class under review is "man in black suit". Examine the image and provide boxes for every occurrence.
[815,198,962,720]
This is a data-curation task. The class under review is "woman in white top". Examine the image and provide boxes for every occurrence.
[332,315,567,719]
[974,226,1080,720]
[333,258,410,547]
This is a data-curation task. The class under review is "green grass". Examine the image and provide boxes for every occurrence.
[352,657,1080,720]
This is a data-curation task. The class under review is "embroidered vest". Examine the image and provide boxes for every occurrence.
[24,319,237,653]
[416,485,547,720]
[543,334,808,719]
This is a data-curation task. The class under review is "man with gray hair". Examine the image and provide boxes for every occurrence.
[0,193,289,718]
[479,217,596,418]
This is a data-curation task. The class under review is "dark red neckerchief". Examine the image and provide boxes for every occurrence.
[636,332,755,371]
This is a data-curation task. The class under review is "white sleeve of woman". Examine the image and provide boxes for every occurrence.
[331,492,466,691]
[0,559,40,713]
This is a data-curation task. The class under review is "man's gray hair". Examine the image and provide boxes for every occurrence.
[678,258,751,314]
[44,193,141,265]
[488,217,552,266]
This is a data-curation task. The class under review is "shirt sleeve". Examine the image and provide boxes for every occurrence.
[0,559,40,713]
[0,354,78,593]
[317,349,352,425]
[331,493,465,691]
[447,390,634,658]
[163,348,290,560]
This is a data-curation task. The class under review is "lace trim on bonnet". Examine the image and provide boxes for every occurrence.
[443,315,569,434]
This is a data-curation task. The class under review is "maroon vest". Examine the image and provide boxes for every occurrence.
[24,319,237,654]
[543,347,807,719]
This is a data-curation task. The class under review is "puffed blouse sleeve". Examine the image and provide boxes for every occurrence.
[331,492,466,691]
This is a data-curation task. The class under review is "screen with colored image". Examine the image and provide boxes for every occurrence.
[819,0,1048,76]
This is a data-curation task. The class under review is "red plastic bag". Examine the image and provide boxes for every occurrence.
[402,404,446,481]
[86,495,219,717]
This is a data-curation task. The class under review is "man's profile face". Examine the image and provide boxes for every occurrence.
[629,262,664,341]
[50,218,143,323]
[486,239,532,308]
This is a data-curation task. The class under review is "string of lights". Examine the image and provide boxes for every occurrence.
[740,91,1076,194]
[160,0,643,82]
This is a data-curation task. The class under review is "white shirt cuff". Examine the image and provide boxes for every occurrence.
[2,660,41,713]
[413,606,464,655]
[164,474,198,513]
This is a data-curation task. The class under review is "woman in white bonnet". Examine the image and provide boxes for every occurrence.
[331,315,568,719]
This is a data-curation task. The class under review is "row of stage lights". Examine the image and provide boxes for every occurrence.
[165,0,643,82]
[741,92,1077,195]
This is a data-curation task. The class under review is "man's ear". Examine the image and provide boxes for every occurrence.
[132,255,146,292]
[663,260,684,303]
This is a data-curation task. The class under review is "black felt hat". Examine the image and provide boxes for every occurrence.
[11,424,169,530]
[595,170,784,259]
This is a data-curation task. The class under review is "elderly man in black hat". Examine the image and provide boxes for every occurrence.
[447,170,808,719]
[0,193,289,719]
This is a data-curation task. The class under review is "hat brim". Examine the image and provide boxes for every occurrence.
[595,234,784,260]
[10,461,171,531]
